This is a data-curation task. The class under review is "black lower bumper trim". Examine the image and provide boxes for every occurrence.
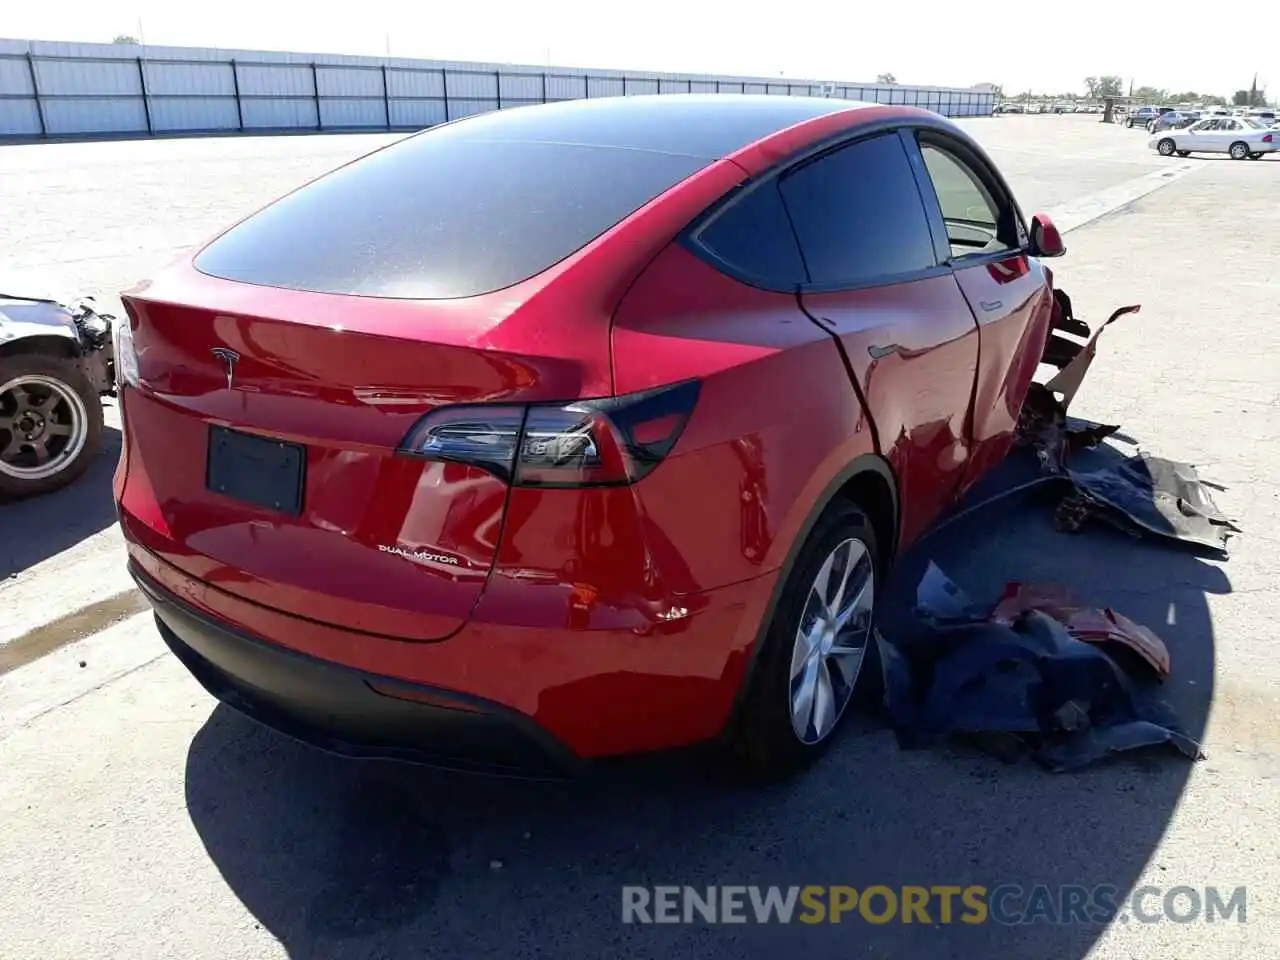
[130,563,581,780]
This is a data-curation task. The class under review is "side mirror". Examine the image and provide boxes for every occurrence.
[1028,213,1066,258]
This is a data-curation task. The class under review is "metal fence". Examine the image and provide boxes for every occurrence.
[0,39,996,140]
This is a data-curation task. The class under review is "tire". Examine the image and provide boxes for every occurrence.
[1157,138,1177,157]
[1249,152,1263,160]
[1229,141,1250,160]
[0,353,104,499]
[730,499,883,778]
[1177,150,1190,157]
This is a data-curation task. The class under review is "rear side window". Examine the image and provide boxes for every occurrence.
[778,133,937,286]
[194,131,711,300]
[693,182,807,287]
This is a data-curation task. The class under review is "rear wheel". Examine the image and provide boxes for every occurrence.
[0,354,103,499]
[1229,141,1250,160]
[1157,138,1177,156]
[730,499,882,778]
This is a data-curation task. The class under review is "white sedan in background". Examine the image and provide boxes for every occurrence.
[1150,117,1277,159]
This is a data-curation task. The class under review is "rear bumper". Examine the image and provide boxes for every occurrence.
[133,563,583,779]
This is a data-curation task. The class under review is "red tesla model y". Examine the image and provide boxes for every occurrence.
[113,94,1065,778]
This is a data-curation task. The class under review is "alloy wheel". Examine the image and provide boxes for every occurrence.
[0,374,90,481]
[789,537,875,745]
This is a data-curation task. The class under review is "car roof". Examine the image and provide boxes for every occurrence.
[427,94,878,161]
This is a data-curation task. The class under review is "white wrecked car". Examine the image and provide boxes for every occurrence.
[0,294,115,498]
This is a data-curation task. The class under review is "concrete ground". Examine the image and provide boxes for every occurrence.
[2,114,1278,959]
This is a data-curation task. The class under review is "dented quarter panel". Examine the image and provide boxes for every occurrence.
[800,274,982,550]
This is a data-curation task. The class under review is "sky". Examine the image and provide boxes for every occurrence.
[4,1,1278,97]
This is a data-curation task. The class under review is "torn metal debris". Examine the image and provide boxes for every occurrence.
[989,581,1170,679]
[877,563,1204,772]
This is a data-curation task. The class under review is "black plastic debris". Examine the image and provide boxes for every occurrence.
[877,563,1204,772]
[1017,374,1239,554]
[1065,453,1240,552]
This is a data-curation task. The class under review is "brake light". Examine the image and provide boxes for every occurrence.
[397,380,700,487]
[112,308,141,390]
[1264,134,1274,143]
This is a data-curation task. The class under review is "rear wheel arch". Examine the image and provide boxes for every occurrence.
[720,452,899,738]
[833,461,899,571]
[779,453,900,577]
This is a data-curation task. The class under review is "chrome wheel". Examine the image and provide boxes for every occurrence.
[1157,139,1176,156]
[789,537,875,745]
[0,374,90,481]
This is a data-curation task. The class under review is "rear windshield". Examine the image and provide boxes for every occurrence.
[194,126,711,300]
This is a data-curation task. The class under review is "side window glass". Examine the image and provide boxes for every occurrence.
[920,143,1014,259]
[777,133,937,286]
[695,181,807,287]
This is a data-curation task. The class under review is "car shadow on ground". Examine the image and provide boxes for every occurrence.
[182,444,1229,960]
[0,420,120,579]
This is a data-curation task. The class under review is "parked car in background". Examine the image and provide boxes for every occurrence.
[1151,116,1278,159]
[0,295,114,498]
[1149,111,1197,133]
[113,95,1069,779]
[1127,106,1162,127]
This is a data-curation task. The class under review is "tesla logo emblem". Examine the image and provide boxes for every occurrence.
[211,347,240,390]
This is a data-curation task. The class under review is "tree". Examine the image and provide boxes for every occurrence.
[1231,88,1266,106]
[1132,85,1169,103]
[1231,75,1268,107]
[112,34,139,44]
[1085,76,1124,98]
[876,73,897,85]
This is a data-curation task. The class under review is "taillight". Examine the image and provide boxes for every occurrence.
[1264,134,1274,143]
[397,380,700,487]
[112,310,141,390]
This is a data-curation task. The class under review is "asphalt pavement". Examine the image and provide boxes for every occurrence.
[1,114,1278,960]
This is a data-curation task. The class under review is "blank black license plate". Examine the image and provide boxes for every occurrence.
[206,426,306,516]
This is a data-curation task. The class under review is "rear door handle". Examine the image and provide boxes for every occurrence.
[979,300,1004,312]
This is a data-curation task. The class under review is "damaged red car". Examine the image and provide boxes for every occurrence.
[113,94,1066,778]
